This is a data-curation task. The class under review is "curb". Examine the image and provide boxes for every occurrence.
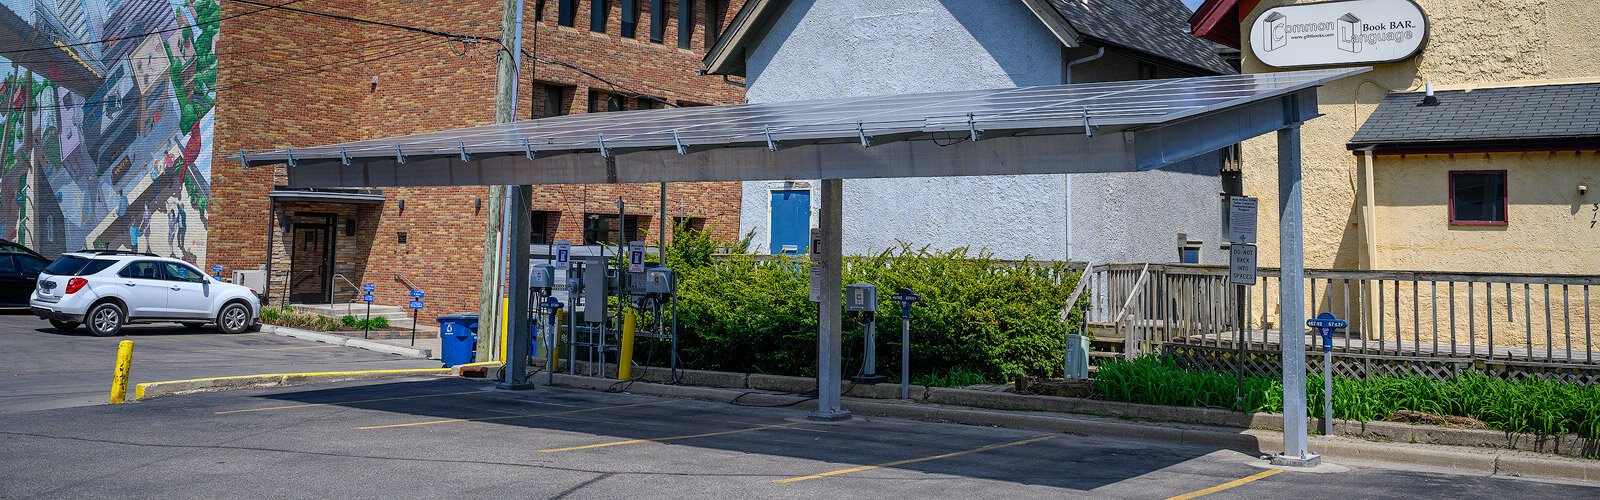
[544,373,1600,484]
[263,325,433,359]
[133,368,451,400]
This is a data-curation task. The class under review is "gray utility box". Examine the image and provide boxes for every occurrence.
[644,267,675,295]
[845,283,877,312]
[529,264,555,290]
[581,257,609,323]
[1063,333,1091,379]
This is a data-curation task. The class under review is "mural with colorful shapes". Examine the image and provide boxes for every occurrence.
[0,0,214,260]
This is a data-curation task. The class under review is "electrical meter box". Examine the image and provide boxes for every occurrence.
[529,264,555,289]
[845,283,877,312]
[581,257,608,323]
[645,267,675,295]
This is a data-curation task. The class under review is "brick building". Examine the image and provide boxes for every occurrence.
[210,0,747,315]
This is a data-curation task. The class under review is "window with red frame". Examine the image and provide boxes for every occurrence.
[1449,170,1507,225]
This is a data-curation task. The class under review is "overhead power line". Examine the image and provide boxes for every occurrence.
[0,0,310,56]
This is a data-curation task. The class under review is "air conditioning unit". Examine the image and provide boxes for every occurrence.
[233,270,268,295]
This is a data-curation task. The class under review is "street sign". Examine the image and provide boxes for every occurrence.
[363,284,375,293]
[408,300,424,309]
[362,293,375,303]
[1308,312,1347,352]
[410,289,424,299]
[891,288,922,319]
[211,264,224,274]
[544,296,563,310]
[628,241,645,273]
[1228,244,1258,285]
[555,240,571,270]
[1227,196,1258,244]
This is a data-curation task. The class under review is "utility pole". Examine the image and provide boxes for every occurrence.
[481,0,526,375]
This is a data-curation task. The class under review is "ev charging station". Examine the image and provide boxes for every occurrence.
[236,67,1365,467]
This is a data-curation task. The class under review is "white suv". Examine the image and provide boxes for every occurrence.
[30,251,261,336]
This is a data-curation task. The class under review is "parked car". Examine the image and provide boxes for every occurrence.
[30,251,260,336]
[0,238,44,259]
[0,250,53,307]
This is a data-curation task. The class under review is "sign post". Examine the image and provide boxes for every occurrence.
[211,264,224,280]
[544,296,563,386]
[361,284,376,339]
[408,289,425,346]
[1308,312,1348,436]
[1226,196,1260,410]
[891,288,921,399]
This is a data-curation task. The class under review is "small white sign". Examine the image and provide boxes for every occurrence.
[1229,244,1259,285]
[628,241,646,273]
[809,266,823,302]
[1251,0,1428,69]
[554,240,571,270]
[1227,196,1258,244]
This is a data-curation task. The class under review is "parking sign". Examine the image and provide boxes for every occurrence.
[408,300,424,309]
[410,289,424,299]
[362,293,375,303]
[628,241,645,273]
[363,284,375,293]
[555,240,571,270]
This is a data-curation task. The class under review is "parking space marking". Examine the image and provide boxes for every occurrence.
[189,345,343,353]
[539,423,795,453]
[1165,469,1282,500]
[214,390,486,415]
[357,400,667,430]
[774,434,1057,484]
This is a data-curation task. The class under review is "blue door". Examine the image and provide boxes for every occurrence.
[769,190,811,254]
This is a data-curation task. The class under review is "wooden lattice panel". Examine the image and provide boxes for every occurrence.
[1158,345,1600,385]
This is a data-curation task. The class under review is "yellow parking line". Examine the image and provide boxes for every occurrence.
[539,423,794,453]
[358,400,666,430]
[189,345,343,353]
[215,390,486,415]
[774,435,1056,484]
[1166,469,1283,500]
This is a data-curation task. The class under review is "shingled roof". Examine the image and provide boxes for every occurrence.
[1048,0,1236,75]
[705,0,1235,77]
[1348,82,1600,152]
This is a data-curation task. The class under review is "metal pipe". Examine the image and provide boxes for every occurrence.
[1063,47,1105,85]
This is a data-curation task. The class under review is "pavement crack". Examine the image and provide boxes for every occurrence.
[551,472,615,499]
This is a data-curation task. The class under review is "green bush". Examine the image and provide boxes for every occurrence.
[666,226,1084,382]
[340,315,360,328]
[1095,356,1600,442]
[362,316,391,330]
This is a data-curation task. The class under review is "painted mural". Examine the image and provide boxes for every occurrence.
[0,0,215,260]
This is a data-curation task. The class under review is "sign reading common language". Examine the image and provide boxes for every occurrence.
[1252,0,1428,69]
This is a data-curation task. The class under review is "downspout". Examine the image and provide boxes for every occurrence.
[1062,47,1104,261]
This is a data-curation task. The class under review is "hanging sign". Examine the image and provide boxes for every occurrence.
[1226,197,1258,244]
[555,240,571,270]
[1228,244,1258,285]
[1252,0,1428,69]
[628,241,646,273]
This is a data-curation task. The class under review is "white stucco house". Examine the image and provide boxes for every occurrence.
[704,0,1239,264]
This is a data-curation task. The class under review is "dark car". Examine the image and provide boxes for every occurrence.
[0,250,52,307]
[0,238,43,259]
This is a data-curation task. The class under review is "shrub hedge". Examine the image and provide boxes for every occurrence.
[663,227,1084,382]
[1095,356,1600,442]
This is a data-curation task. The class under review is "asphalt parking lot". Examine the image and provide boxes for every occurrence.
[2,375,1597,499]
[0,312,440,413]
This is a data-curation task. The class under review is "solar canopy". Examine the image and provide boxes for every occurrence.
[238,67,1367,188]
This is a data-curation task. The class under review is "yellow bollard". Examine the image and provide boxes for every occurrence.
[550,310,565,361]
[618,310,637,380]
[500,298,511,363]
[110,340,134,404]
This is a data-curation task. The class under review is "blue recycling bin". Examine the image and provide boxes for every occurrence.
[436,313,480,367]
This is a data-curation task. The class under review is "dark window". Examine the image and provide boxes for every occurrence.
[672,216,705,233]
[15,255,48,275]
[590,0,608,32]
[118,261,164,280]
[0,256,14,273]
[162,262,205,283]
[677,0,694,48]
[704,0,721,44]
[1450,170,1508,225]
[620,0,639,38]
[558,0,577,26]
[44,256,90,275]
[397,232,408,244]
[540,84,570,118]
[1137,62,1157,80]
[677,100,707,107]
[531,211,560,245]
[638,96,662,109]
[1179,247,1201,264]
[649,0,665,43]
[344,219,356,236]
[590,92,625,113]
[79,259,117,276]
[583,214,644,245]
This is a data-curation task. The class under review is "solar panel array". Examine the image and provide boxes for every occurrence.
[239,68,1366,166]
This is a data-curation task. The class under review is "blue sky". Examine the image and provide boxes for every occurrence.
[1183,0,1205,10]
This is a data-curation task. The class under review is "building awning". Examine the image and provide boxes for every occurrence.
[1348,81,1600,154]
[235,68,1366,188]
[268,187,386,204]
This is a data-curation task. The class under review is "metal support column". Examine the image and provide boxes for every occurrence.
[499,185,534,389]
[810,178,850,421]
[1273,117,1317,466]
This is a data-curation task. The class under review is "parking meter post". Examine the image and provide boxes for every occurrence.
[901,315,910,399]
[364,300,371,339]
[1236,284,1246,411]
[410,309,418,346]
[1323,326,1334,436]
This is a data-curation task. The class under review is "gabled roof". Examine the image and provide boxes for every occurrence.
[705,0,1236,77]
[1187,0,1259,49]
[1348,81,1600,152]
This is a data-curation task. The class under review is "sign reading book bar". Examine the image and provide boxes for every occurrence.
[1252,0,1428,69]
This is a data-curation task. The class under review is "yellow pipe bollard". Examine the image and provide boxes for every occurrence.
[618,310,637,380]
[550,309,565,362]
[110,340,134,404]
[500,298,511,363]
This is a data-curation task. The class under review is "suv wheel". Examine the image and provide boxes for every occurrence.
[86,303,125,337]
[48,320,79,332]
[216,303,252,334]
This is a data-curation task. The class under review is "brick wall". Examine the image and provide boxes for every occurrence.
[211,1,746,317]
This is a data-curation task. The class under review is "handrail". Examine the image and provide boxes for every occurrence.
[393,273,421,292]
[333,273,358,296]
[1114,264,1151,359]
[1059,261,1096,321]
